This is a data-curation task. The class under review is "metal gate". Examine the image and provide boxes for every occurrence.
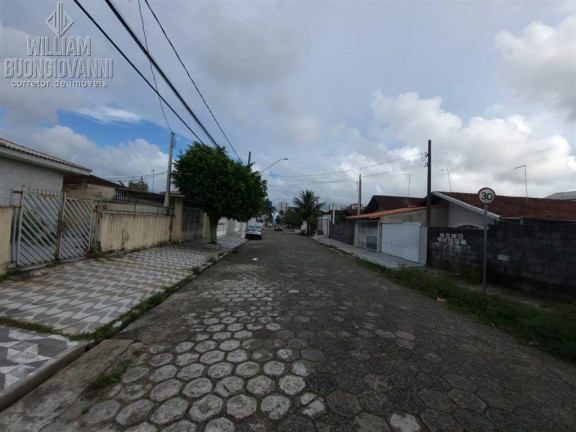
[381,223,420,262]
[11,191,95,267]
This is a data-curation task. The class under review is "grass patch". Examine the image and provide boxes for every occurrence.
[88,359,132,390]
[354,259,576,364]
[0,316,62,336]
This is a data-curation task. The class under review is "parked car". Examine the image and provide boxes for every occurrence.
[274,225,283,231]
[246,225,263,240]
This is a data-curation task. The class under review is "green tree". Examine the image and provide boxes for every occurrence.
[127,177,149,191]
[172,142,267,244]
[283,208,303,227]
[292,190,325,235]
[262,199,276,226]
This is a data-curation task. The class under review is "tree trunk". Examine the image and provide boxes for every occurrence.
[208,214,219,244]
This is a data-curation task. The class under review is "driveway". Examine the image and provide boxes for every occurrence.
[1,231,574,431]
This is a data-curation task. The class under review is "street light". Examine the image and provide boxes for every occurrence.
[261,158,288,173]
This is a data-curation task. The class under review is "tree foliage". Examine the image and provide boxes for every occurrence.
[292,190,325,234]
[172,142,267,243]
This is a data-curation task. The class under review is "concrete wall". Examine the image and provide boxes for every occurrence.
[64,183,115,201]
[448,203,495,228]
[171,199,183,243]
[0,207,12,274]
[0,158,63,206]
[380,206,448,227]
[95,212,172,252]
[428,223,576,299]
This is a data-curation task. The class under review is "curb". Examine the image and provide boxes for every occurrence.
[0,340,93,413]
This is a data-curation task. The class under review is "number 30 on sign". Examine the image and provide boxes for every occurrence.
[478,187,496,204]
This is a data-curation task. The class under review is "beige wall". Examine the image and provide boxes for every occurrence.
[64,184,115,201]
[171,199,183,243]
[0,207,12,274]
[380,206,448,226]
[95,213,172,253]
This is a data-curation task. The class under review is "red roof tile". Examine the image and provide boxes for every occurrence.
[347,206,429,220]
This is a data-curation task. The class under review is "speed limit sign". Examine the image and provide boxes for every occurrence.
[478,187,496,204]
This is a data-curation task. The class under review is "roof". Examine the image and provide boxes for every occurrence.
[347,206,428,220]
[364,195,425,213]
[0,137,91,173]
[434,191,576,222]
[546,191,576,201]
[63,173,121,188]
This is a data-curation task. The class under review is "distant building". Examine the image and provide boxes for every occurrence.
[546,191,576,201]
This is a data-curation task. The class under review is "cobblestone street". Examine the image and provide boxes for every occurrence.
[1,231,575,431]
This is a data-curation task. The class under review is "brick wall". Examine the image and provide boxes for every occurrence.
[428,222,576,299]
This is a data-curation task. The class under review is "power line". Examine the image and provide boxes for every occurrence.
[103,0,223,150]
[136,0,172,132]
[143,0,241,161]
[275,153,423,178]
[72,0,203,142]
[105,170,168,180]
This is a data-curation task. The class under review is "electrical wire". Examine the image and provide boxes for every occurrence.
[143,0,241,161]
[105,170,168,180]
[71,0,203,142]
[136,0,172,132]
[103,0,223,149]
[270,153,423,178]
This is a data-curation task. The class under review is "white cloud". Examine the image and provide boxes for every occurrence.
[77,106,143,124]
[495,15,576,120]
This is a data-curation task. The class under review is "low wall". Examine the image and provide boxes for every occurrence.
[0,207,12,274]
[95,212,173,253]
[428,222,576,299]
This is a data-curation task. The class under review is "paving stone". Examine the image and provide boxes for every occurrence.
[252,348,274,362]
[215,376,245,397]
[234,330,253,340]
[213,332,232,341]
[116,399,155,427]
[292,361,312,377]
[176,352,200,366]
[151,378,183,401]
[151,397,189,425]
[394,331,415,341]
[200,350,226,365]
[122,366,150,383]
[150,365,178,382]
[420,409,462,432]
[117,383,153,401]
[277,348,299,361]
[183,377,213,398]
[242,339,263,350]
[219,340,241,352]
[326,390,361,418]
[236,361,260,377]
[279,375,306,395]
[178,363,206,380]
[449,389,487,413]
[163,420,197,432]
[149,344,170,354]
[354,412,391,431]
[208,362,234,379]
[175,342,194,353]
[204,417,234,432]
[150,353,174,367]
[195,341,218,353]
[261,394,291,420]
[419,388,457,413]
[375,330,396,338]
[84,400,121,425]
[247,375,275,396]
[263,360,286,376]
[125,423,158,432]
[189,394,224,422]
[227,349,249,363]
[301,398,326,418]
[301,348,324,362]
[266,323,281,331]
[227,394,257,420]
[389,413,422,432]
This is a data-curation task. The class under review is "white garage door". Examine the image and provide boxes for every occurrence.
[381,223,420,262]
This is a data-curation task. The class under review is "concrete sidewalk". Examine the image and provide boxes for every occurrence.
[0,233,246,410]
[312,235,423,269]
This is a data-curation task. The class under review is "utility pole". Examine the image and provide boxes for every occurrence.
[248,151,251,166]
[151,169,155,192]
[426,139,432,226]
[332,202,336,224]
[357,173,362,215]
[164,131,174,208]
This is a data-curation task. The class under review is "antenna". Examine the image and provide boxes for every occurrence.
[439,168,452,192]
[514,164,528,201]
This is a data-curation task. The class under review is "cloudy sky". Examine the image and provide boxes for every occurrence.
[1,0,575,209]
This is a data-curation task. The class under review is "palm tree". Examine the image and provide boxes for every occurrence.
[293,190,325,235]
[262,199,276,227]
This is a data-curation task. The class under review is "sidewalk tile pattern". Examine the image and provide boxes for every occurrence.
[0,237,244,336]
[0,327,78,392]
